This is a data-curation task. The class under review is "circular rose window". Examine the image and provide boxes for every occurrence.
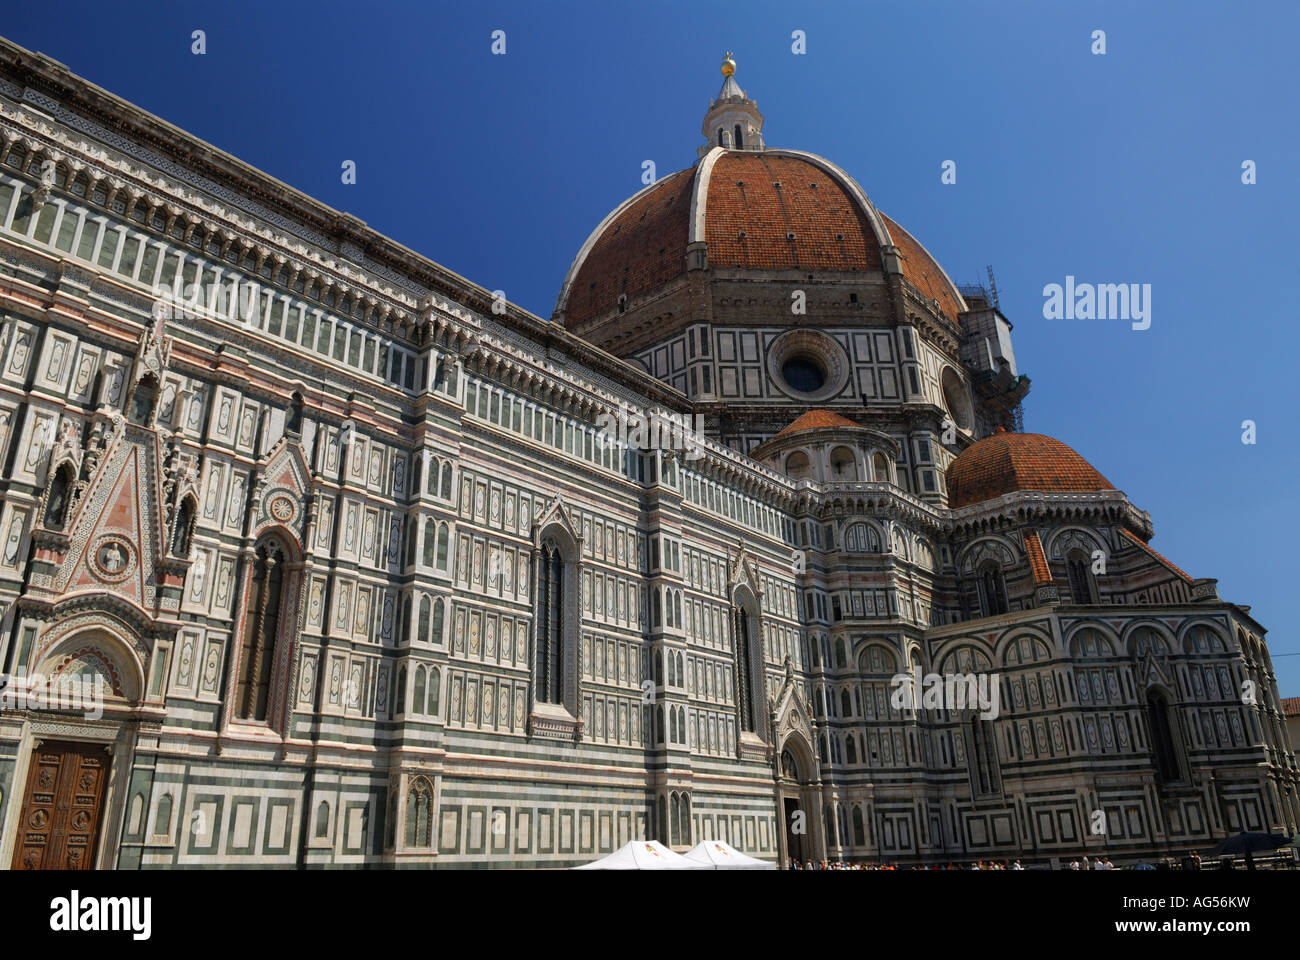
[767,329,850,402]
[269,494,295,523]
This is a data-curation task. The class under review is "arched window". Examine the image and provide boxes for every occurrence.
[156,793,174,835]
[422,519,435,567]
[435,523,449,570]
[872,452,891,483]
[426,457,438,494]
[717,128,725,147]
[535,536,569,705]
[829,446,857,480]
[1066,548,1096,604]
[171,496,196,557]
[427,667,440,716]
[852,805,866,845]
[846,736,857,765]
[844,522,881,553]
[405,778,434,848]
[395,665,407,714]
[314,801,330,838]
[413,666,426,713]
[235,537,294,722]
[405,517,418,567]
[431,598,445,645]
[785,451,812,481]
[1147,690,1182,784]
[440,462,453,499]
[44,463,75,530]
[734,124,744,149]
[978,561,1009,617]
[418,595,431,644]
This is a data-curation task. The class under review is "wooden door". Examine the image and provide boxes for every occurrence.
[11,740,112,870]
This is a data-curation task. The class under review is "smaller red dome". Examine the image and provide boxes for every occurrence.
[946,431,1114,508]
[771,409,862,439]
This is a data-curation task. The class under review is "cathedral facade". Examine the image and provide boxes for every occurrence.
[0,42,1294,869]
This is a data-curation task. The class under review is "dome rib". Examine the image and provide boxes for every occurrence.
[554,167,697,322]
[557,150,965,332]
[880,213,966,322]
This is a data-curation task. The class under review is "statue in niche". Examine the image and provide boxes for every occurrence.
[99,542,127,573]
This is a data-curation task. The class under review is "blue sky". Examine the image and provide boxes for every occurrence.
[6,1,1298,692]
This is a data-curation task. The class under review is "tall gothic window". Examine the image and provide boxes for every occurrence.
[968,716,1001,797]
[535,537,567,704]
[732,604,756,733]
[421,519,435,567]
[1066,549,1096,604]
[235,537,292,722]
[978,561,1008,617]
[734,124,744,149]
[405,777,434,848]
[1147,690,1182,784]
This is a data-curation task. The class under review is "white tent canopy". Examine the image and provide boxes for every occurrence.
[572,840,706,870]
[683,840,777,870]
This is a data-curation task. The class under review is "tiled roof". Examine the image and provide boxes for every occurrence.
[1119,528,1194,583]
[880,214,964,323]
[703,153,882,272]
[562,168,696,329]
[772,409,862,439]
[1023,529,1053,584]
[1280,697,1300,718]
[560,152,965,330]
[946,430,1115,508]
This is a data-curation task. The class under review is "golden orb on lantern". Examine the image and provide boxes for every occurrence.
[721,53,736,77]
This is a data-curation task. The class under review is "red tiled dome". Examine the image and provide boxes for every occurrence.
[880,214,963,324]
[555,151,964,329]
[772,409,862,439]
[946,430,1115,508]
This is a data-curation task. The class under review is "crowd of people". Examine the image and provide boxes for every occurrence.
[784,849,1300,870]
[789,859,1028,870]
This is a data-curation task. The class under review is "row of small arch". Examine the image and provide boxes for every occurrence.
[841,620,1240,679]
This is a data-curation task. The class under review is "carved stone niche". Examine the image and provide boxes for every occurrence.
[528,702,582,743]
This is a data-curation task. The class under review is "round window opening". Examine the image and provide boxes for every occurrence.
[781,355,826,393]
